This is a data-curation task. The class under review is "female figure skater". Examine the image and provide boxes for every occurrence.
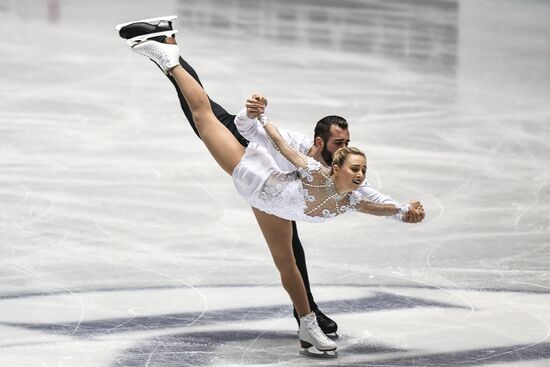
[124,34,410,355]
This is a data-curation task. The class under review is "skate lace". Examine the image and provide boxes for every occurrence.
[308,321,331,344]
[134,42,177,72]
[145,47,169,65]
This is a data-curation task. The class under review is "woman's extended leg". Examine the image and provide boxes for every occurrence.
[252,208,311,316]
[168,61,245,175]
[167,56,249,147]
[132,38,244,174]
[132,39,309,312]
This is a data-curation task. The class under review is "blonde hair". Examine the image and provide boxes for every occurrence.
[330,147,366,175]
[332,147,365,166]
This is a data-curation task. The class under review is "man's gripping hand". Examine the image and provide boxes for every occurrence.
[246,93,268,119]
[402,200,425,223]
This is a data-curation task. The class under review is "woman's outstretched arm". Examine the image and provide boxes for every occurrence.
[355,199,410,217]
[262,119,309,170]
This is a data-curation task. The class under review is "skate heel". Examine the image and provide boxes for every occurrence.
[300,340,312,349]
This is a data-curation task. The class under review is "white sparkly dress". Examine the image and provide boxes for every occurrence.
[231,110,408,222]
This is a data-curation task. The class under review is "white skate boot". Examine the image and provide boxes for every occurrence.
[131,40,180,75]
[298,312,338,358]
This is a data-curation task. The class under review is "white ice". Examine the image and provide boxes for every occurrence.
[1,0,549,366]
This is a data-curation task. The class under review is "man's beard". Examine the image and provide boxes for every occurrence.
[321,144,333,166]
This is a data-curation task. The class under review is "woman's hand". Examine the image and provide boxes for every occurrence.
[246,93,268,119]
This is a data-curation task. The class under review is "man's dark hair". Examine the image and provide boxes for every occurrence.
[314,115,348,142]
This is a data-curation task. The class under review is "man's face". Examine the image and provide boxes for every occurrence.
[322,125,351,165]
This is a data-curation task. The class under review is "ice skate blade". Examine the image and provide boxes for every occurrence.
[115,15,177,30]
[300,347,338,359]
[127,30,178,46]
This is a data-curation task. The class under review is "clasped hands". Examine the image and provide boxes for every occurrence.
[403,201,425,223]
[246,93,268,119]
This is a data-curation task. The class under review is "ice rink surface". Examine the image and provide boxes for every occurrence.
[1,0,550,366]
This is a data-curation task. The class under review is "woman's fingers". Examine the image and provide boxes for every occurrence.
[246,99,266,113]
[246,104,264,111]
[247,98,264,105]
[250,94,268,106]
[246,94,267,119]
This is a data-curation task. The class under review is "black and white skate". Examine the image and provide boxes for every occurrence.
[115,15,178,46]
[294,308,339,337]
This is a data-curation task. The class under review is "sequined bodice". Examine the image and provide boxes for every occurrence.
[255,155,362,222]
[298,159,363,219]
